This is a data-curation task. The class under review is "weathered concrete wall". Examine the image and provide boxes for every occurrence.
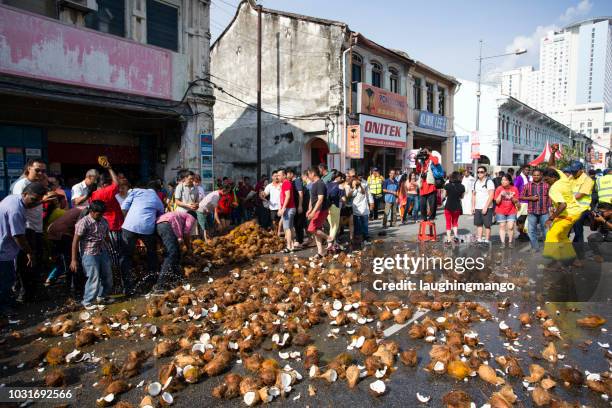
[210,2,346,180]
[0,4,179,100]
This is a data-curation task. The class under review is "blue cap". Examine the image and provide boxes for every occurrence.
[562,166,572,173]
[569,160,583,172]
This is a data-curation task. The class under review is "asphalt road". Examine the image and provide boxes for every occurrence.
[0,216,610,407]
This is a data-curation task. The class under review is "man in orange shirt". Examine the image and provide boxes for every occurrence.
[415,147,439,221]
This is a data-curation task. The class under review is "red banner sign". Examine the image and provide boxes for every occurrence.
[357,83,408,123]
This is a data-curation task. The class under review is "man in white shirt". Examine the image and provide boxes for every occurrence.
[472,166,495,243]
[461,169,475,215]
[11,158,53,302]
[260,171,282,233]
[71,169,99,208]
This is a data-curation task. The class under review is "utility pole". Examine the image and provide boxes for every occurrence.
[256,4,262,179]
[474,41,527,175]
[474,39,482,178]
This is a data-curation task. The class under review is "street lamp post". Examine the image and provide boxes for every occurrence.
[474,41,527,177]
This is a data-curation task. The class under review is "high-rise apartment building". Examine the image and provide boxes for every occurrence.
[500,17,612,169]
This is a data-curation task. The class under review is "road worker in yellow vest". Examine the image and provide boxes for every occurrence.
[542,145,583,260]
[567,161,594,242]
[596,171,612,205]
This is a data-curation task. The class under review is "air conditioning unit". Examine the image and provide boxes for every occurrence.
[58,0,98,13]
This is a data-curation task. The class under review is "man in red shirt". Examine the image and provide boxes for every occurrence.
[415,147,439,221]
[215,184,237,233]
[278,169,296,253]
[90,160,124,269]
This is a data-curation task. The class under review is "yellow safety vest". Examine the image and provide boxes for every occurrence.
[571,172,593,210]
[368,176,383,195]
[596,174,612,204]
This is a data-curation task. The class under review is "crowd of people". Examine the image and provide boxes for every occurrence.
[0,146,611,318]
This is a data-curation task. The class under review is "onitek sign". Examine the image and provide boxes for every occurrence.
[359,114,407,148]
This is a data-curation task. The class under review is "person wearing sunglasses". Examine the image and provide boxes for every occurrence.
[472,166,495,244]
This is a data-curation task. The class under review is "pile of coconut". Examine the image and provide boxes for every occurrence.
[182,221,284,273]
[23,248,611,407]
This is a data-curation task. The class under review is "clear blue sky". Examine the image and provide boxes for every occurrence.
[210,0,611,82]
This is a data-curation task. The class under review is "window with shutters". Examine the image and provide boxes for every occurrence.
[426,82,434,113]
[147,0,179,51]
[85,0,125,37]
[389,67,399,93]
[371,61,382,88]
[413,78,422,110]
[438,87,445,116]
[351,53,363,92]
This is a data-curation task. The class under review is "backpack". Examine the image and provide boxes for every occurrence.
[430,162,445,188]
[474,177,493,191]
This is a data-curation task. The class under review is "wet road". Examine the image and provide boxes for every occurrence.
[0,220,610,407]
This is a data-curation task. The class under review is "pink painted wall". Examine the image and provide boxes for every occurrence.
[0,5,174,100]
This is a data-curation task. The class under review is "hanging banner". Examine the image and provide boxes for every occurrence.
[346,125,363,159]
[359,114,407,148]
[200,134,214,192]
[470,131,480,160]
[357,83,408,123]
[454,135,471,164]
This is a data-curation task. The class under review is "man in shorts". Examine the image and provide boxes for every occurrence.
[472,166,495,244]
[306,166,330,258]
[278,169,296,253]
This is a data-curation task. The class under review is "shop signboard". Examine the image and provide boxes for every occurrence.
[403,149,420,168]
[6,147,24,179]
[359,114,407,148]
[357,83,408,123]
[200,134,214,192]
[417,111,448,132]
[454,135,471,164]
[346,125,363,159]
[470,131,480,160]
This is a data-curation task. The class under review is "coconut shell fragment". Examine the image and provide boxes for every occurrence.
[576,315,606,328]
[204,351,233,377]
[345,365,360,388]
[45,347,67,367]
[399,349,417,367]
[45,369,66,387]
[478,364,504,386]
[442,390,472,408]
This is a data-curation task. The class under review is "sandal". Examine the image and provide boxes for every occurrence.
[281,248,291,254]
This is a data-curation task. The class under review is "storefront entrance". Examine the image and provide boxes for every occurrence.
[303,137,329,169]
[350,146,399,178]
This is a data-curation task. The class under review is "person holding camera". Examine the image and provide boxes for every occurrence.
[415,147,439,221]
[588,202,612,243]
